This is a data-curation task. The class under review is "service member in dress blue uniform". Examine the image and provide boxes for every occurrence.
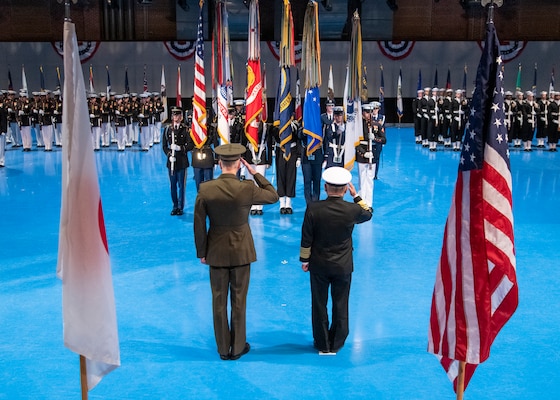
[536,91,550,148]
[192,115,218,191]
[194,143,279,360]
[300,167,372,354]
[324,106,346,168]
[548,91,560,152]
[370,101,386,179]
[162,107,195,215]
[521,91,539,152]
[271,120,298,214]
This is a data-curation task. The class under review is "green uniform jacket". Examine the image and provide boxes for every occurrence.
[194,173,279,267]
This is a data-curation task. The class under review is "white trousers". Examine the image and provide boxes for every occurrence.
[358,162,376,208]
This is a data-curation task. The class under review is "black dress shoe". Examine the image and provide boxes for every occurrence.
[176,209,183,216]
[280,208,286,214]
[256,210,263,215]
[170,209,178,216]
[220,354,230,361]
[285,208,293,214]
[250,210,257,215]
[230,343,250,360]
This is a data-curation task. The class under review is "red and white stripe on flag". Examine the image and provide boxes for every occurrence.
[58,21,120,391]
[428,19,518,393]
[191,4,207,148]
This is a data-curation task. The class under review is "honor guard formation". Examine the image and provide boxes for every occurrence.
[412,86,560,153]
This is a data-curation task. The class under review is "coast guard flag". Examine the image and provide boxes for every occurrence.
[57,20,120,391]
[428,19,518,393]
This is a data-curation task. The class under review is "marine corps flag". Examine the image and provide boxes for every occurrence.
[244,0,263,152]
[301,1,322,157]
[58,20,120,392]
[428,14,518,395]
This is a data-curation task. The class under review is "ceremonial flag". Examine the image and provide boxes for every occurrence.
[21,65,28,95]
[262,63,268,123]
[161,65,168,122]
[294,68,302,123]
[40,65,46,91]
[515,64,522,92]
[417,68,422,92]
[124,67,130,94]
[462,64,468,93]
[434,67,439,87]
[8,68,13,91]
[176,65,182,108]
[446,67,452,90]
[106,66,111,97]
[532,63,537,97]
[215,0,232,143]
[191,1,207,149]
[397,68,403,120]
[428,17,518,394]
[379,64,385,116]
[361,64,368,102]
[549,68,555,97]
[58,20,120,391]
[274,0,295,159]
[327,64,334,100]
[244,0,263,152]
[89,65,94,94]
[301,1,322,156]
[56,67,62,92]
[342,10,362,170]
[143,64,148,93]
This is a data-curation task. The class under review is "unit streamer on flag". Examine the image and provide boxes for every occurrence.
[274,0,294,160]
[342,10,363,170]
[58,19,120,392]
[428,12,518,395]
[191,0,207,149]
[244,0,263,152]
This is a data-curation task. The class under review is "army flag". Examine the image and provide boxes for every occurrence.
[342,10,363,170]
[428,18,518,394]
[245,0,263,152]
[301,1,322,157]
[191,2,207,148]
[58,20,120,392]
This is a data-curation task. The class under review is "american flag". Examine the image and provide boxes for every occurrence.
[428,19,518,393]
[191,3,207,148]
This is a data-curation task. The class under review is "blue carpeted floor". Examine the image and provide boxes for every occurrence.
[1,127,559,399]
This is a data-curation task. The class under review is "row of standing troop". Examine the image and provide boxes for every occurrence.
[412,86,560,153]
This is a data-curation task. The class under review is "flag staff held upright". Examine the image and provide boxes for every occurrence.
[453,1,503,399]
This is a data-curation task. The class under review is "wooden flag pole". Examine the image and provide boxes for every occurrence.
[456,360,466,400]
[80,355,88,400]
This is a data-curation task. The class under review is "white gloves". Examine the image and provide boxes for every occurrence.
[296,158,301,168]
[115,110,120,115]
[138,114,144,118]
[170,144,181,151]
[90,114,95,118]
[364,151,373,159]
[321,161,327,169]
[169,156,176,162]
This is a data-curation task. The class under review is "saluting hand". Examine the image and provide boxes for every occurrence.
[240,158,257,176]
[348,182,357,198]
